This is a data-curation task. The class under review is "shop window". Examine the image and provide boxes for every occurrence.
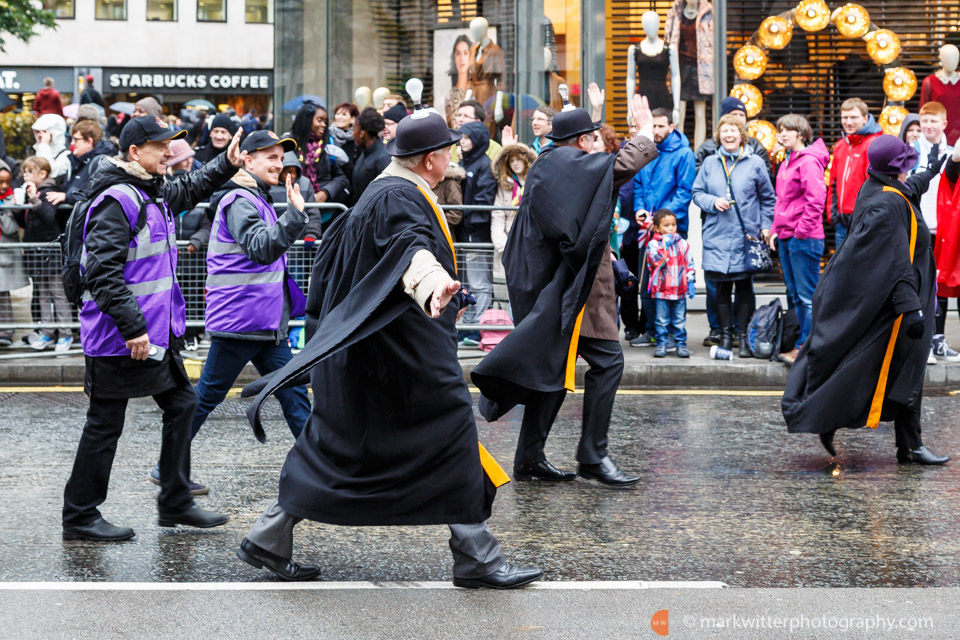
[197,0,226,22]
[43,0,75,19]
[95,0,126,20]
[246,0,272,23]
[147,0,177,21]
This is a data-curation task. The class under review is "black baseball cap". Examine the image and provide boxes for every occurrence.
[241,130,296,154]
[119,116,186,152]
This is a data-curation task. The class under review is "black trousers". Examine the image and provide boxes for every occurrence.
[892,402,923,450]
[515,337,624,467]
[62,382,197,526]
[620,241,641,333]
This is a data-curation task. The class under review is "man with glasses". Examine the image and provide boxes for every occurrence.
[453,99,501,162]
[45,120,119,207]
[530,106,557,155]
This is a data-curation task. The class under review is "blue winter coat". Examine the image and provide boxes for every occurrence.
[632,129,696,236]
[692,145,775,275]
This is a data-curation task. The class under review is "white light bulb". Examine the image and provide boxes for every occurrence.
[770,24,779,33]
[405,78,424,106]
[807,9,816,17]
[878,38,888,48]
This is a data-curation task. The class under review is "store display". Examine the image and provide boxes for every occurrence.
[626,10,679,118]
[665,0,714,148]
[921,45,960,144]
[833,3,870,38]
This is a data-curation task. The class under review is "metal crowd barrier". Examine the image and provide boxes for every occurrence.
[0,202,517,334]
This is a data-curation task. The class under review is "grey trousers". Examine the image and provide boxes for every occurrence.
[245,499,506,579]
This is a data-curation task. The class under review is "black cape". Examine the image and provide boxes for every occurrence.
[243,177,492,526]
[471,146,616,420]
[782,171,937,433]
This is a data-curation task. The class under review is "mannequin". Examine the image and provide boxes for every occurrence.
[626,11,680,124]
[921,44,960,144]
[557,84,574,111]
[468,16,505,136]
[354,86,372,109]
[665,0,714,148]
[372,86,390,111]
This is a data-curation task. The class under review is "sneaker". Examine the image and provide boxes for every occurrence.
[932,334,960,362]
[55,335,73,353]
[653,344,667,358]
[149,465,210,496]
[460,337,480,347]
[629,332,656,348]
[22,331,40,346]
[0,336,12,347]
[702,329,721,347]
[676,344,690,358]
[184,336,199,351]
[666,336,677,352]
[623,328,640,342]
[928,347,938,365]
[30,335,54,351]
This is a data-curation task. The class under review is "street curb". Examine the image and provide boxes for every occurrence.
[3,355,958,393]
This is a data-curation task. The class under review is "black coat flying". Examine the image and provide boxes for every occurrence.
[242,176,493,526]
[782,170,937,433]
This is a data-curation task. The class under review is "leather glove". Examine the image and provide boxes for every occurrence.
[687,281,696,299]
[904,309,925,340]
[928,144,947,174]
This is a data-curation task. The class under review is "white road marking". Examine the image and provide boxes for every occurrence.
[0,580,726,591]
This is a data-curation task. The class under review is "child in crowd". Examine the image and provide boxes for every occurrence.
[15,156,72,352]
[0,160,27,347]
[645,209,695,358]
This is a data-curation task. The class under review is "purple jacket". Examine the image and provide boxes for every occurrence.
[772,138,829,241]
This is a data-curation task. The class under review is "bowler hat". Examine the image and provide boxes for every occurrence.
[545,108,600,141]
[385,111,461,157]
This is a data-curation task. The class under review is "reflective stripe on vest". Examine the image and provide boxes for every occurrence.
[79,184,185,357]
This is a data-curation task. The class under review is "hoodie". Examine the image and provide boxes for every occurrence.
[772,138,830,241]
[64,138,119,204]
[457,120,497,242]
[31,113,71,180]
[826,113,883,223]
[909,131,953,232]
[34,85,64,117]
[631,129,697,236]
[269,151,320,239]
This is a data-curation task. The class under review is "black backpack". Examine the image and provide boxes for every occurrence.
[60,184,149,306]
[747,299,784,361]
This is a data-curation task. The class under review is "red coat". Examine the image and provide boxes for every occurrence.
[936,176,960,297]
[825,122,882,223]
[33,87,63,116]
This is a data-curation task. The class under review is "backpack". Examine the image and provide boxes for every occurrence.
[746,299,784,361]
[478,308,513,352]
[60,184,150,306]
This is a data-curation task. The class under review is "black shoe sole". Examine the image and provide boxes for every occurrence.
[235,547,321,581]
[158,515,228,528]
[513,473,577,482]
[149,476,210,496]
[897,457,950,465]
[577,472,642,487]
[62,529,135,541]
[453,572,543,589]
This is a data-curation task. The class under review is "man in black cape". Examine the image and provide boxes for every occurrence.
[782,134,950,465]
[471,96,657,486]
[235,107,543,588]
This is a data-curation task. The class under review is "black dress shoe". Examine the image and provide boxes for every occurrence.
[819,431,836,457]
[513,460,576,482]
[236,538,321,581]
[158,504,229,528]
[897,446,950,465]
[578,456,641,487]
[63,517,135,541]
[453,563,543,589]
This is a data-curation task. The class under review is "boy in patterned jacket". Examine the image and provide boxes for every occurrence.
[646,209,696,358]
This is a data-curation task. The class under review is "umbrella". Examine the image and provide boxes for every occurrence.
[184,99,216,110]
[63,103,80,120]
[0,89,13,111]
[109,101,135,115]
[282,94,326,112]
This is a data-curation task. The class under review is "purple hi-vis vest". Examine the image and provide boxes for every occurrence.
[80,184,185,357]
[204,189,305,334]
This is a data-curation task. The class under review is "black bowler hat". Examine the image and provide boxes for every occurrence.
[545,108,601,141]
[119,115,186,151]
[241,130,296,154]
[385,110,462,157]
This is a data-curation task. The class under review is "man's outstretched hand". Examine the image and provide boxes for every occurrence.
[430,279,462,318]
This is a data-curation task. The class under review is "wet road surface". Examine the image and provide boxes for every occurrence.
[1,389,958,587]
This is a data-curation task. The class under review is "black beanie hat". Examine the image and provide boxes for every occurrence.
[209,113,239,136]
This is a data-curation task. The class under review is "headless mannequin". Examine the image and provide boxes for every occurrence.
[668,0,712,148]
[922,45,960,144]
[354,86,372,109]
[626,11,680,124]
[469,17,505,135]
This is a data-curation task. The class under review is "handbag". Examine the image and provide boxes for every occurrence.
[732,200,772,274]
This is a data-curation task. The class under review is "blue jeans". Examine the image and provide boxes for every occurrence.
[654,298,687,347]
[778,237,823,347]
[834,220,848,248]
[192,337,311,440]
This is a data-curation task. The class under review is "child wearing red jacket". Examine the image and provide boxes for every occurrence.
[646,209,696,358]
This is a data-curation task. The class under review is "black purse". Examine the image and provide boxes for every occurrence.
[732,200,772,274]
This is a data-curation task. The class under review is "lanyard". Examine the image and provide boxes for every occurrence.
[719,147,744,199]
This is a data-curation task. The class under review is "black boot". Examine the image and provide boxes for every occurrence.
[717,301,733,351]
[738,331,752,358]
[737,302,754,358]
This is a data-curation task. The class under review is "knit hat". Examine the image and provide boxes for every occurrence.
[867,134,919,175]
[382,103,408,124]
[209,112,239,136]
[168,139,195,166]
[720,96,747,117]
[135,97,163,118]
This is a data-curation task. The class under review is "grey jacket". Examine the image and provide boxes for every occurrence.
[0,190,27,292]
[208,169,308,341]
[692,145,775,275]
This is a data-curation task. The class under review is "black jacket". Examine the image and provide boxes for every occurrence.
[79,88,105,108]
[82,153,236,398]
[295,140,350,205]
[457,121,497,242]
[349,140,390,206]
[170,169,212,248]
[64,139,119,205]
[16,177,60,242]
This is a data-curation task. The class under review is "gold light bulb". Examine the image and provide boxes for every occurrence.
[748,119,777,154]
[731,84,763,117]
[865,29,901,65]
[796,0,831,32]
[883,67,917,101]
[833,3,871,38]
[758,16,793,50]
[879,105,909,135]
[733,45,768,81]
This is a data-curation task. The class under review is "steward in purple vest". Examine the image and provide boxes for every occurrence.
[62,116,240,542]
[173,131,311,494]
